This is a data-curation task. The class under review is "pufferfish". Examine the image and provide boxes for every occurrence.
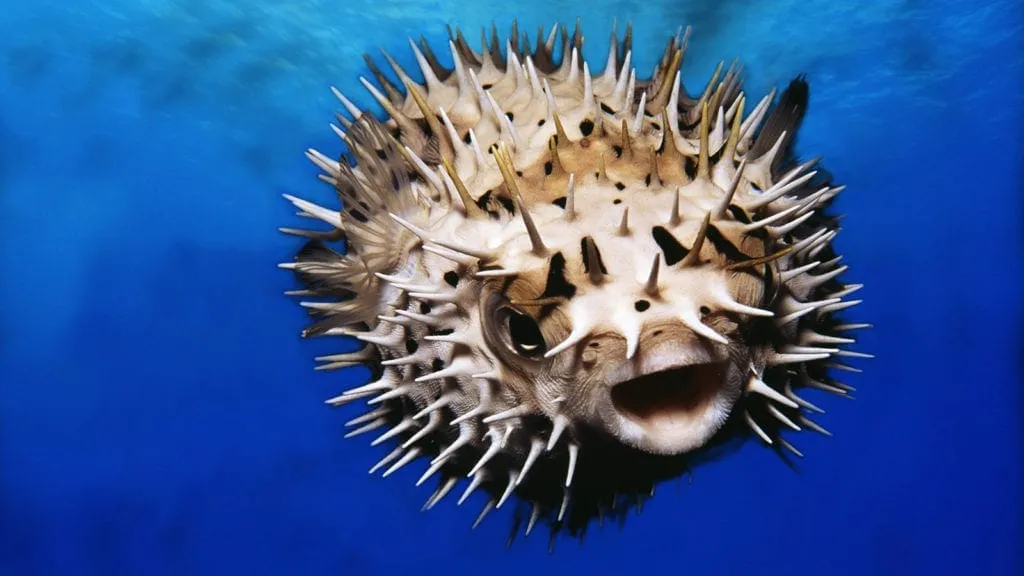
[279,19,869,544]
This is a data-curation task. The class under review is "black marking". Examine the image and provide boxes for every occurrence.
[727,205,752,224]
[544,161,553,175]
[495,194,515,214]
[431,358,445,371]
[419,302,432,314]
[375,149,387,160]
[683,157,697,179]
[579,119,595,136]
[482,83,494,89]
[541,252,577,300]
[651,226,690,266]
[443,271,459,287]
[580,237,608,275]
[462,132,472,144]
[613,198,622,205]
[552,197,567,208]
[634,300,650,312]
[614,182,626,190]
[406,339,418,353]
[699,306,711,315]
[475,190,494,212]
[349,209,368,223]
[644,174,652,186]
[537,119,546,127]
[705,224,752,262]
[506,112,515,121]
[612,145,623,157]
[600,102,616,115]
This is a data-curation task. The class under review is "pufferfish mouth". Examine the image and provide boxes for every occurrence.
[608,361,732,455]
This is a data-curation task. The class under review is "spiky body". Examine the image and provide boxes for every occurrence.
[280,20,868,543]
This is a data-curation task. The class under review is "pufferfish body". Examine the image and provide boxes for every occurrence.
[280,20,869,544]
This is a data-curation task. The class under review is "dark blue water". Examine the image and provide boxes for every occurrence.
[1,1,1021,574]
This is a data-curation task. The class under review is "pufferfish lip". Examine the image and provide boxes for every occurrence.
[604,346,734,455]
[610,363,728,427]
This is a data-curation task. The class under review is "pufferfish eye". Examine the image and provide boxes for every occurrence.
[505,308,547,357]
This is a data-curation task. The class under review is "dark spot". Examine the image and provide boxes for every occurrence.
[612,145,623,157]
[463,132,472,144]
[650,122,661,131]
[705,225,751,262]
[431,358,445,371]
[349,210,368,223]
[651,330,664,338]
[683,157,697,179]
[541,252,577,300]
[552,197,567,208]
[475,190,494,213]
[443,271,459,287]
[634,300,651,312]
[699,306,711,315]
[537,119,546,126]
[432,328,454,336]
[613,198,622,205]
[600,103,616,115]
[516,170,524,177]
[727,205,751,224]
[651,226,690,266]
[645,174,652,186]
[579,120,595,136]
[495,194,515,214]
[580,237,608,275]
[375,149,387,160]
[506,112,515,121]
[544,161,553,175]
[419,302,432,314]
[482,83,493,89]
[406,339,418,354]
[615,182,626,190]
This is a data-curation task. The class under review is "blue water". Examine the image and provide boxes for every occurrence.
[1,1,1021,574]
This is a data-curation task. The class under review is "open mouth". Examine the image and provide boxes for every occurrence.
[610,362,728,434]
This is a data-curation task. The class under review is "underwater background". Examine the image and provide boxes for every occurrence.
[1,0,1021,574]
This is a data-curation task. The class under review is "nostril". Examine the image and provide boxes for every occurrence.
[699,306,711,316]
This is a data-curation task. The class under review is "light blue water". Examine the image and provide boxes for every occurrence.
[1,1,1021,574]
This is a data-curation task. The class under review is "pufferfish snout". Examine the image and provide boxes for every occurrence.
[280,19,869,544]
